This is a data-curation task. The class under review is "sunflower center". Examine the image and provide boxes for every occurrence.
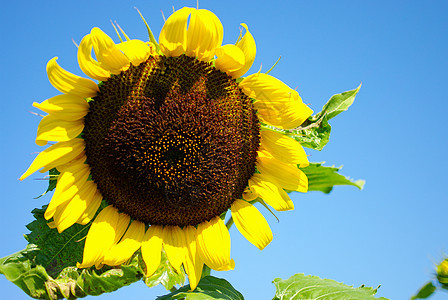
[83,55,260,226]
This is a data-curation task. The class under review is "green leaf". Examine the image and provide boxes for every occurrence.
[315,84,362,120]
[0,245,50,299]
[272,273,388,300]
[60,256,142,298]
[25,205,90,278]
[302,162,365,194]
[157,276,244,300]
[289,115,332,151]
[290,84,361,151]
[2,202,186,298]
[411,282,437,299]
[143,249,186,291]
[0,246,143,299]
[1,203,146,299]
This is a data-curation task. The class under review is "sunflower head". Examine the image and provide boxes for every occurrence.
[437,259,448,285]
[21,7,312,290]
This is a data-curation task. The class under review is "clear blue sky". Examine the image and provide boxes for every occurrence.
[1,1,447,299]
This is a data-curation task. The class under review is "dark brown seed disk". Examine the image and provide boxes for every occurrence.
[83,55,260,226]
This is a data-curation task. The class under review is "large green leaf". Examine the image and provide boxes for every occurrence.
[272,274,388,300]
[0,246,143,299]
[302,162,364,194]
[411,282,437,299]
[290,84,361,151]
[47,256,142,299]
[0,245,50,299]
[25,205,91,278]
[0,204,145,299]
[157,276,244,300]
[2,203,187,299]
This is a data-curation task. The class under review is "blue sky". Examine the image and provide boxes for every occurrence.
[1,0,447,299]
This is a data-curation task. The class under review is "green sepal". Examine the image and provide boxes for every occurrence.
[143,249,186,291]
[34,168,59,199]
[289,84,362,151]
[265,56,281,74]
[302,162,365,194]
[111,21,124,43]
[135,7,161,53]
[272,273,388,300]
[411,282,437,299]
[157,276,244,300]
[200,265,211,279]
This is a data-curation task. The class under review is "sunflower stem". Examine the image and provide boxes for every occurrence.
[169,286,178,292]
[225,217,234,230]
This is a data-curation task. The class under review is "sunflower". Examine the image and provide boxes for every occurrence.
[20,7,313,290]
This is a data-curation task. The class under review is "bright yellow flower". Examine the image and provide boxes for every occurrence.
[21,7,313,290]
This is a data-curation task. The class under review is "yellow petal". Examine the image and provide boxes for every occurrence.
[239,73,313,129]
[257,149,273,158]
[103,220,145,266]
[20,139,85,180]
[229,24,256,78]
[114,213,131,244]
[35,114,84,146]
[45,183,79,220]
[48,200,69,230]
[197,217,234,271]
[52,157,89,192]
[33,94,89,121]
[39,151,85,174]
[242,186,257,201]
[47,57,99,98]
[47,221,57,229]
[261,130,309,167]
[77,206,124,268]
[78,33,111,81]
[76,189,103,225]
[53,181,98,233]
[159,7,195,57]
[141,225,163,277]
[183,226,204,291]
[116,40,151,66]
[162,226,187,273]
[249,173,294,211]
[44,161,90,220]
[256,156,308,192]
[186,9,223,61]
[267,100,314,129]
[90,27,130,74]
[231,199,273,250]
[215,44,245,74]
